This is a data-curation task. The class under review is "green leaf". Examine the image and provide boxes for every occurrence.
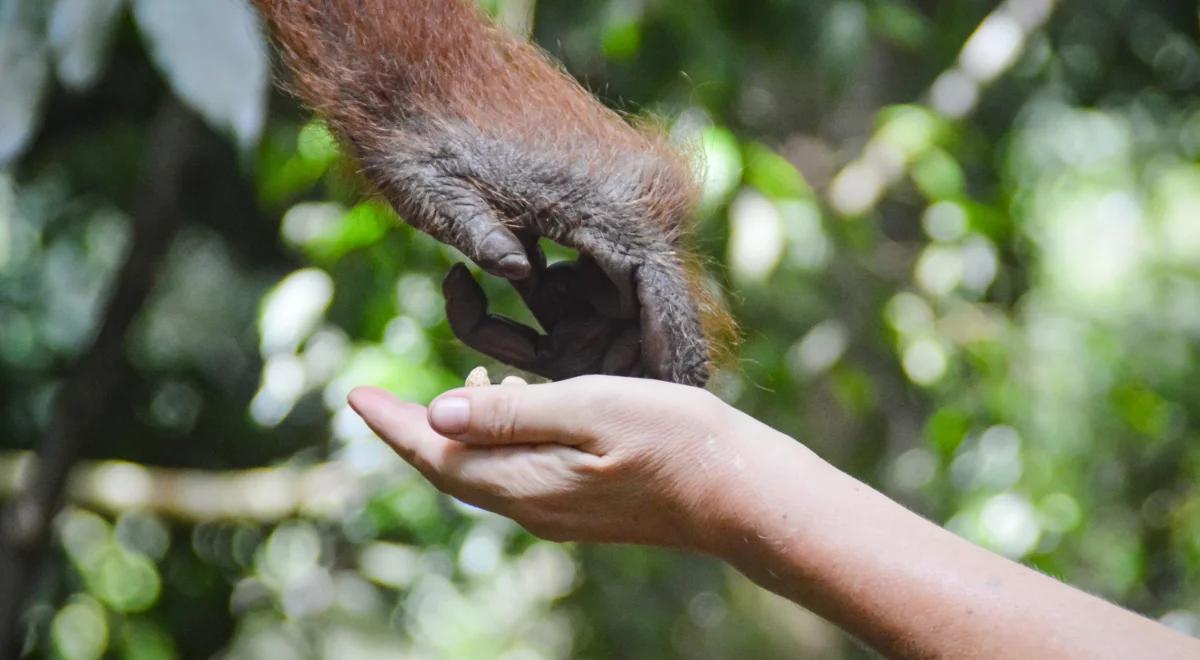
[924,406,972,457]
[296,120,340,167]
[82,547,162,613]
[51,596,109,660]
[0,19,49,164]
[876,105,952,159]
[119,619,178,660]
[132,0,269,148]
[698,126,744,212]
[302,202,393,264]
[743,143,813,200]
[868,0,931,51]
[48,0,124,90]
[911,148,966,201]
[602,19,642,61]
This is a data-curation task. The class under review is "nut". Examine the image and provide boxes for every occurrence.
[465,366,491,388]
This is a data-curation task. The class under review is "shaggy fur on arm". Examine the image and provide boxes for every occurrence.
[253,0,731,386]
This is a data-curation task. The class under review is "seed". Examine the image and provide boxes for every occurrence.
[465,366,491,388]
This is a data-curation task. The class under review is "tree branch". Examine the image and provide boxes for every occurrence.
[0,451,367,523]
[0,101,202,656]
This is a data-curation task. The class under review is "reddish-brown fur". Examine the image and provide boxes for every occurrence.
[253,0,734,383]
[255,1,675,189]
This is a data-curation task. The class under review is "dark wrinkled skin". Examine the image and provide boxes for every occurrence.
[251,0,714,386]
[370,125,712,388]
[442,236,651,382]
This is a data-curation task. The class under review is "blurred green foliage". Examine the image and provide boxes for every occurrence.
[1,0,1200,658]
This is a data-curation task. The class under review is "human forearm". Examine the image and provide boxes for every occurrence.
[352,378,1200,658]
[711,420,1200,659]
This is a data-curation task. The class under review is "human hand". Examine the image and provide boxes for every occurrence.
[346,376,758,552]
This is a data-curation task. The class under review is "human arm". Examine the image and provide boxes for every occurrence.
[347,377,1200,659]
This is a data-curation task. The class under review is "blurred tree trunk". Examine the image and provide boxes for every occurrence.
[0,100,202,657]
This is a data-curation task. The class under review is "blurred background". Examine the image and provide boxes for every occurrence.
[1,0,1199,657]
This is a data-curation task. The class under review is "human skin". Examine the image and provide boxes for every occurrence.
[347,376,1200,659]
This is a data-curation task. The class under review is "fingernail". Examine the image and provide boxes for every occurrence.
[498,254,531,280]
[429,396,471,435]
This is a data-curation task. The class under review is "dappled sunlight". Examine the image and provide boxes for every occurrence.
[2,0,1200,657]
[788,319,849,379]
[833,0,1057,215]
[728,190,785,284]
[258,269,335,357]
